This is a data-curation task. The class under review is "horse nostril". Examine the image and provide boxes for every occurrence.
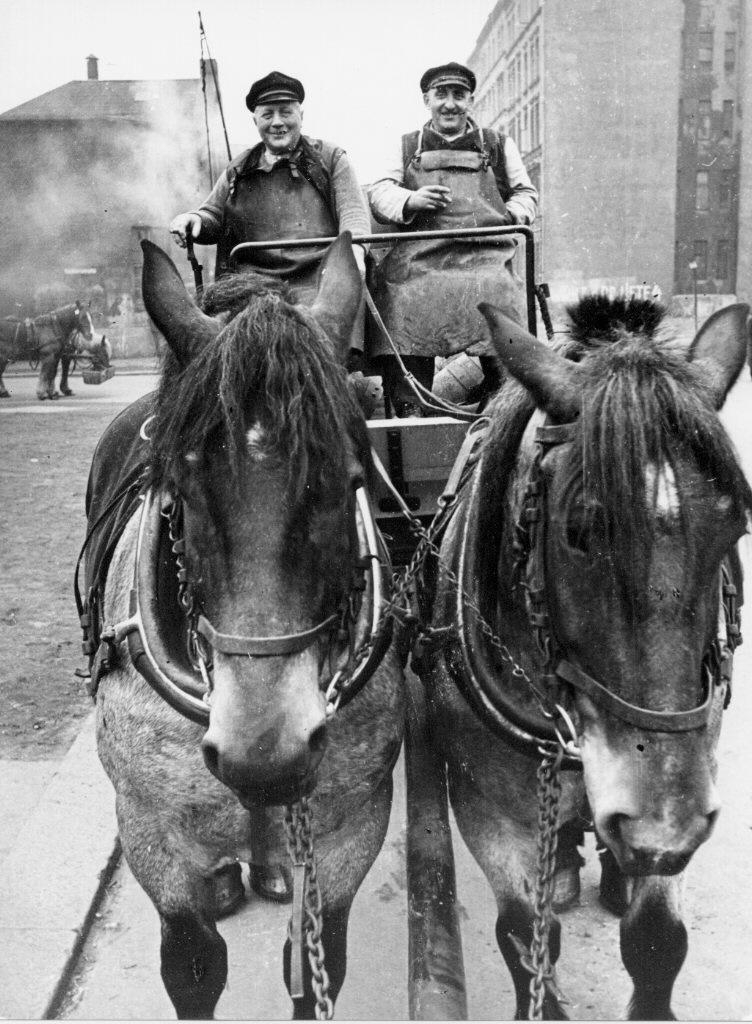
[309,722,327,759]
[201,739,219,778]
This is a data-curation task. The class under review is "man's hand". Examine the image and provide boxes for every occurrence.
[169,212,202,248]
[404,185,452,214]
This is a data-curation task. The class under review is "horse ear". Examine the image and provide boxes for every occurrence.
[141,239,220,365]
[686,302,750,408]
[479,303,582,422]
[309,232,362,362]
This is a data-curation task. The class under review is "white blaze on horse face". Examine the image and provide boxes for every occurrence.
[646,462,680,522]
[246,424,268,461]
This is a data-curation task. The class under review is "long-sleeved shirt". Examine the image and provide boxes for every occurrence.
[367,123,538,227]
[191,139,372,247]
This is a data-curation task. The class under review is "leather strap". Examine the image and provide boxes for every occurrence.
[196,611,339,657]
[556,659,717,733]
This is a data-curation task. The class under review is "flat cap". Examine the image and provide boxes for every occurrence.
[420,61,476,94]
[246,71,305,111]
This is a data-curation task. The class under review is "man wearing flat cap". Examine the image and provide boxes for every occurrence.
[366,61,538,416]
[170,70,371,363]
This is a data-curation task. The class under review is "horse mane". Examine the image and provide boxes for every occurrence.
[149,273,366,517]
[480,295,752,607]
[565,293,667,348]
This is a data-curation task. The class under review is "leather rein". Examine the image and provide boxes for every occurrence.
[97,485,392,727]
[443,417,741,762]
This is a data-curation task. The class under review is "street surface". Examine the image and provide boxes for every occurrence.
[3,362,752,1020]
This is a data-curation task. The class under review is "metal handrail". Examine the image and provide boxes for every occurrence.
[230,225,537,334]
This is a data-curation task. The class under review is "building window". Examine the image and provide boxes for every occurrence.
[530,96,540,149]
[722,99,734,137]
[530,30,538,82]
[716,240,729,279]
[696,171,709,211]
[725,31,736,71]
[697,99,712,140]
[719,169,733,206]
[694,240,708,278]
[698,31,713,72]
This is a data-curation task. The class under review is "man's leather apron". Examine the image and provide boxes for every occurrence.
[368,134,523,358]
[220,159,364,350]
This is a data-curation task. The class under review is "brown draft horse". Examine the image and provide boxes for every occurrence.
[89,236,404,1018]
[0,302,110,400]
[421,296,751,1019]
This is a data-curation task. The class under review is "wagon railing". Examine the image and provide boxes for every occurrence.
[231,224,539,334]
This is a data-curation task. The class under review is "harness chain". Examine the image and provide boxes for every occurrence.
[284,799,333,1020]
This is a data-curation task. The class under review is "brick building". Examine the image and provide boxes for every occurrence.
[468,0,751,308]
[0,56,227,320]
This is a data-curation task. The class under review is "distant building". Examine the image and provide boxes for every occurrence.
[468,0,751,309]
[0,55,228,320]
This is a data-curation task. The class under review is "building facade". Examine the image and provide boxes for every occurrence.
[0,56,227,319]
[468,0,751,307]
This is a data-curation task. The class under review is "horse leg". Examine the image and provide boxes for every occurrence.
[116,799,228,1020]
[59,356,74,396]
[620,874,686,1021]
[36,355,57,399]
[448,780,567,1019]
[159,908,228,1019]
[0,358,9,397]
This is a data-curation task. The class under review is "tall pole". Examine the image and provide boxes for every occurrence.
[688,259,698,333]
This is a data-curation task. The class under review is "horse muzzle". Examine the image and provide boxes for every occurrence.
[200,704,328,807]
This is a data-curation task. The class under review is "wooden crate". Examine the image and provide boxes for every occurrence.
[367,416,470,521]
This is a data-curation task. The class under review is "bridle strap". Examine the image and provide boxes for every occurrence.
[556,658,716,733]
[196,611,340,657]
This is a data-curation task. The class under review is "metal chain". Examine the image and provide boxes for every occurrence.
[164,498,213,696]
[284,799,333,1020]
[528,745,563,1020]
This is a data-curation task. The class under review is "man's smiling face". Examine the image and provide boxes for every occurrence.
[424,84,473,136]
[253,101,303,154]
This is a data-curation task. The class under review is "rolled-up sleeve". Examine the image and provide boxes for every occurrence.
[366,141,416,225]
[503,136,538,226]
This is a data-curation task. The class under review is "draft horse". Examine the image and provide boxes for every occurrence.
[0,302,110,399]
[86,236,404,1018]
[421,296,751,1019]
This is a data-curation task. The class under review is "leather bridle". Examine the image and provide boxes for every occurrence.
[101,485,391,727]
[446,415,740,761]
[513,419,739,735]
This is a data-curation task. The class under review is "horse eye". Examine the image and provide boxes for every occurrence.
[565,504,604,556]
[566,517,590,554]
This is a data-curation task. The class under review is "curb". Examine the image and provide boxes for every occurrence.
[0,711,120,1020]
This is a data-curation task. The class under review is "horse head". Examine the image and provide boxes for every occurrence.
[142,235,366,807]
[480,298,752,875]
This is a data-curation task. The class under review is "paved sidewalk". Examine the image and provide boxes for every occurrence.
[0,713,119,1020]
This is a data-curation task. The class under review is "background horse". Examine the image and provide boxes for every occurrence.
[421,296,751,1019]
[0,302,110,399]
[87,236,404,1018]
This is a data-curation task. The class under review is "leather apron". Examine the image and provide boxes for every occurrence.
[219,156,364,351]
[369,131,523,358]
